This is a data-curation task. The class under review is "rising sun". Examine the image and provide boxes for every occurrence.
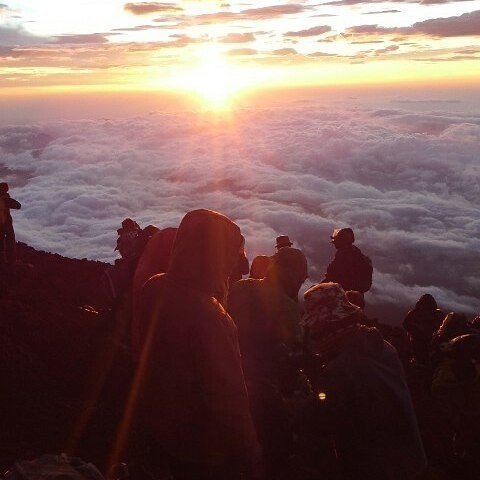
[170,47,261,110]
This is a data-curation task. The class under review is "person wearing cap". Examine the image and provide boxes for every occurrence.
[322,227,372,294]
[228,247,308,477]
[300,282,426,479]
[275,235,293,251]
[0,182,21,268]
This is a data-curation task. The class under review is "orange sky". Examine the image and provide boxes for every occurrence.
[1,1,479,103]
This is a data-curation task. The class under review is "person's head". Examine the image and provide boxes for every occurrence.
[0,182,9,194]
[143,224,161,238]
[266,247,307,301]
[301,282,362,337]
[275,235,293,251]
[330,228,355,249]
[168,209,243,305]
[249,255,270,279]
[121,218,139,231]
[346,290,366,310]
[415,293,438,312]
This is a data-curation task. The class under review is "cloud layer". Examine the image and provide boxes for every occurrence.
[1,94,479,321]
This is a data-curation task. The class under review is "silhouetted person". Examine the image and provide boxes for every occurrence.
[137,209,261,480]
[115,218,141,260]
[0,182,21,268]
[275,235,292,251]
[131,227,177,358]
[249,255,270,279]
[403,294,444,364]
[300,283,426,480]
[322,228,373,294]
[228,247,307,477]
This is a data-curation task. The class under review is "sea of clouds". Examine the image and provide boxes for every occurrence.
[1,92,479,322]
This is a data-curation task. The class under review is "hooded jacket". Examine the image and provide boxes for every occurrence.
[312,325,427,479]
[136,209,258,468]
[227,248,306,379]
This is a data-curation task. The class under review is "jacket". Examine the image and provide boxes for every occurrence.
[313,325,427,479]
[136,209,259,467]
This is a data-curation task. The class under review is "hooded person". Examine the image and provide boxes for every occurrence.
[300,283,427,480]
[135,209,261,480]
[228,247,308,373]
[131,227,177,358]
[403,294,445,365]
[249,255,270,280]
[227,247,308,477]
[0,182,21,267]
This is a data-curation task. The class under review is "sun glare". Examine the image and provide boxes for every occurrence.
[169,47,264,110]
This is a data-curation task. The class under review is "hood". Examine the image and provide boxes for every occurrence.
[168,209,243,300]
[415,293,437,312]
[265,247,307,301]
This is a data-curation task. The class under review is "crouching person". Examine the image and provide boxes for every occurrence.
[136,209,262,480]
[300,283,427,480]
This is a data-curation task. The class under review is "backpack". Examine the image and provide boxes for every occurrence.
[352,250,373,293]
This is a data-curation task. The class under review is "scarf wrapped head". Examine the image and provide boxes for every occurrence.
[301,282,361,328]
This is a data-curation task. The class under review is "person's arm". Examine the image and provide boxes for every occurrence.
[7,198,21,209]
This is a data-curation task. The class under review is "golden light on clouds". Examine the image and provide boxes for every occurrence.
[1,0,479,96]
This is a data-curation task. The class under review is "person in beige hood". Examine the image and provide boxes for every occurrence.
[136,209,261,480]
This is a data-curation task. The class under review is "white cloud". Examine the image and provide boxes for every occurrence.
[1,96,479,321]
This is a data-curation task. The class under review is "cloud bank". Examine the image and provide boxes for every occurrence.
[0,95,479,321]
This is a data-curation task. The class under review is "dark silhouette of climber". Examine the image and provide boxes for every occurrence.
[0,182,21,269]
[322,228,372,294]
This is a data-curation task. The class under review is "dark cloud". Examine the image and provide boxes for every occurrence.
[363,9,401,14]
[346,11,480,38]
[325,0,473,4]
[186,3,310,24]
[375,44,400,54]
[53,34,110,44]
[124,2,182,15]
[1,98,479,320]
[0,25,48,47]
[411,9,480,37]
[219,32,255,43]
[284,25,332,37]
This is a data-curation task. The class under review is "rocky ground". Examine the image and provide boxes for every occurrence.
[0,244,134,473]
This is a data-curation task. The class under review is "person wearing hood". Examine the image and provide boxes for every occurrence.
[0,182,21,268]
[135,209,261,480]
[403,294,444,365]
[227,247,308,477]
[300,283,427,480]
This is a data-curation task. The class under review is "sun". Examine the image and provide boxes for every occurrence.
[170,47,260,110]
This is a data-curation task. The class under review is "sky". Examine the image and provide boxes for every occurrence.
[0,0,479,97]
